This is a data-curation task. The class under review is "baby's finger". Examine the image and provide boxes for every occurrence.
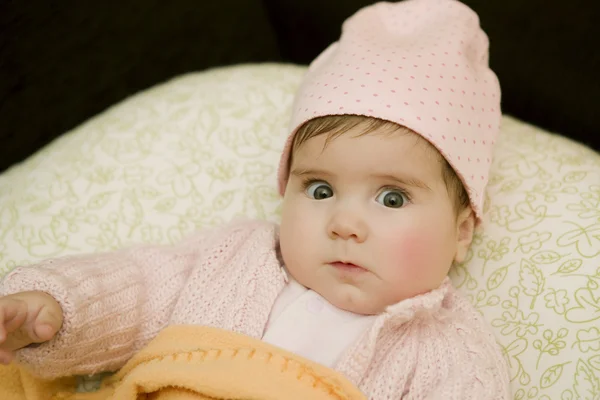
[33,323,55,342]
[0,300,34,351]
[31,304,63,343]
[0,348,14,365]
[0,299,28,341]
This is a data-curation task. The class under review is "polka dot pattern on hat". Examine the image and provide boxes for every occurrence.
[278,0,501,220]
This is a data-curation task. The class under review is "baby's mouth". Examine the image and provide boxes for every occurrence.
[329,261,367,273]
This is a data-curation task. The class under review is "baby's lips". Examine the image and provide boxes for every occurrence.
[330,261,368,271]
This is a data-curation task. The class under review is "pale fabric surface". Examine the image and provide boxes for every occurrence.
[263,274,377,368]
[0,63,599,399]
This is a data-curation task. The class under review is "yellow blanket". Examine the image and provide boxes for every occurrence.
[0,325,366,400]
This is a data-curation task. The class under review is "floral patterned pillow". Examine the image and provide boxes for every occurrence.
[0,64,598,398]
[451,116,600,400]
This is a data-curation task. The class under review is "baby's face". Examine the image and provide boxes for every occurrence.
[279,124,475,315]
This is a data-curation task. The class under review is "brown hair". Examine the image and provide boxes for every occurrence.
[291,115,470,212]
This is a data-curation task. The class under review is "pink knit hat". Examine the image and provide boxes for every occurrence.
[277,0,501,219]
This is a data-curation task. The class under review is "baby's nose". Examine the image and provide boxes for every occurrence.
[327,211,367,242]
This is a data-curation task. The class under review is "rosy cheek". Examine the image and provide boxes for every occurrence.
[376,223,443,280]
[392,234,432,273]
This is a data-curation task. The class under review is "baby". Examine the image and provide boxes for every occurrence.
[0,0,510,398]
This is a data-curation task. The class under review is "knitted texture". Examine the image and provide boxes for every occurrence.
[277,0,502,219]
[0,219,510,399]
[0,325,367,400]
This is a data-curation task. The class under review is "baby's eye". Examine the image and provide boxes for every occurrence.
[306,181,334,200]
[376,189,408,208]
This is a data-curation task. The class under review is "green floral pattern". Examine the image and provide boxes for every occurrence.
[452,116,600,399]
[0,64,599,398]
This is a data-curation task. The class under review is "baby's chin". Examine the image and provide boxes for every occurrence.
[319,286,388,316]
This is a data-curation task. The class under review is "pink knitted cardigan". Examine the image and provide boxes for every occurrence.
[0,219,510,399]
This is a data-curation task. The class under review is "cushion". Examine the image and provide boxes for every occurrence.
[0,64,599,399]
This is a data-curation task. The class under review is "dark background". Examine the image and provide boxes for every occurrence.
[1,0,598,173]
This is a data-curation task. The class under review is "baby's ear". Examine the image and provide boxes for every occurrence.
[454,207,476,263]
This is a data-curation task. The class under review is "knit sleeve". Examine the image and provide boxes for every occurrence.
[403,315,511,400]
[0,229,213,379]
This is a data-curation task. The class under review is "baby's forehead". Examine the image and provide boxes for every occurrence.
[289,117,451,184]
[295,127,447,178]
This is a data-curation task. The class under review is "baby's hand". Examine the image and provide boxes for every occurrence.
[0,291,63,365]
